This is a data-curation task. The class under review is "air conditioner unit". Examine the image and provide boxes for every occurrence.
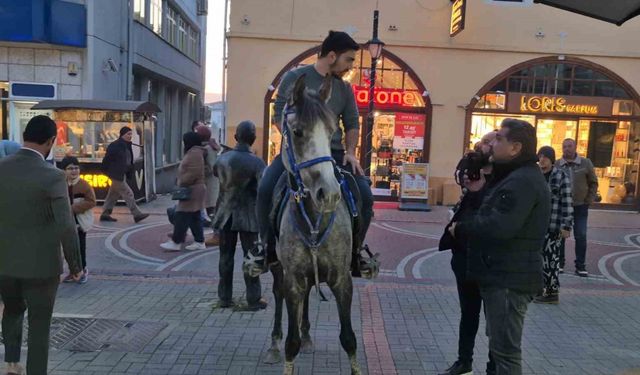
[197,0,208,15]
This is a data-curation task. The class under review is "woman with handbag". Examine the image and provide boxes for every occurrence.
[161,132,207,251]
[59,156,96,284]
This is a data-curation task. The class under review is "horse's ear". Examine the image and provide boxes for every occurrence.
[318,74,333,103]
[289,74,307,106]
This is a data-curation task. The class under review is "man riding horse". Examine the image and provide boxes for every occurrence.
[246,30,378,279]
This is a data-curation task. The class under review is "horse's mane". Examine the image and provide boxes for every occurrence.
[295,90,336,132]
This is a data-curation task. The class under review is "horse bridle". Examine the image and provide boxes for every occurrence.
[281,104,338,252]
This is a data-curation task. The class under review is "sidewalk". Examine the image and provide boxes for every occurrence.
[37,275,640,375]
[1,198,639,374]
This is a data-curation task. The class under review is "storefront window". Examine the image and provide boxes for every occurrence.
[470,58,640,207]
[475,93,506,110]
[577,120,640,204]
[52,110,140,162]
[370,112,425,197]
[536,119,577,158]
[470,114,535,150]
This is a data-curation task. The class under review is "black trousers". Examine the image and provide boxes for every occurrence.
[218,220,261,305]
[78,228,87,270]
[0,276,59,375]
[451,252,496,373]
[172,211,204,244]
[451,253,481,364]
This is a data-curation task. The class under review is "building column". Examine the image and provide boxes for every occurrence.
[170,87,181,162]
[152,81,166,167]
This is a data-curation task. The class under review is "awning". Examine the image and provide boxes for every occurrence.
[534,0,640,26]
[32,100,162,113]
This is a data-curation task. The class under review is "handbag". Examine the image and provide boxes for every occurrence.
[73,198,94,232]
[171,187,192,201]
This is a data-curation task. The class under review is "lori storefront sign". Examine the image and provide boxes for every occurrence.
[507,93,614,117]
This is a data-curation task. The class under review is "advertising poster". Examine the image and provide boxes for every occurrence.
[400,163,429,200]
[393,113,425,150]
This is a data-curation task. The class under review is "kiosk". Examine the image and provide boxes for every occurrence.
[30,100,160,202]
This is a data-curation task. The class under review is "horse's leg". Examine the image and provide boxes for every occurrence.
[300,283,314,354]
[264,262,284,364]
[329,275,361,375]
[283,277,305,375]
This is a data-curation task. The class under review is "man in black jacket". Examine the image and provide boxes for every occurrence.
[100,126,148,223]
[439,131,496,375]
[450,119,550,375]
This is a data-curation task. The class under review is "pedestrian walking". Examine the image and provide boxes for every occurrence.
[160,132,207,251]
[59,156,97,285]
[212,121,267,310]
[439,131,496,375]
[194,122,221,246]
[0,140,20,159]
[450,119,551,375]
[99,126,149,223]
[556,138,598,277]
[0,115,83,375]
[535,146,573,304]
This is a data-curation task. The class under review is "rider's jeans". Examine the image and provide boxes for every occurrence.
[256,152,373,258]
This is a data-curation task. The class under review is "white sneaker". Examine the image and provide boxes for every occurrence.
[160,240,182,251]
[185,242,206,251]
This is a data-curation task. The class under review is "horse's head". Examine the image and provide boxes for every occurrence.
[282,74,341,213]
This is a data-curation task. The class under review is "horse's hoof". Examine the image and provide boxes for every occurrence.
[283,361,294,375]
[264,348,282,364]
[350,357,362,375]
[300,339,314,354]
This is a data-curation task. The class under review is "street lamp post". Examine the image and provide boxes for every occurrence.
[364,10,385,177]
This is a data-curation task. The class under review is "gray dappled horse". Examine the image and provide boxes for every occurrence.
[264,74,361,375]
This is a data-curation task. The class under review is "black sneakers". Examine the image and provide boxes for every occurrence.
[575,267,588,277]
[534,292,559,304]
[438,361,472,375]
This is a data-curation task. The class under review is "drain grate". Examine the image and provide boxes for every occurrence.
[0,317,167,353]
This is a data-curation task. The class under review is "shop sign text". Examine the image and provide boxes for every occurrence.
[353,86,424,109]
[507,93,614,117]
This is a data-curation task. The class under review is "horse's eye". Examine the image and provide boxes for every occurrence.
[293,129,303,137]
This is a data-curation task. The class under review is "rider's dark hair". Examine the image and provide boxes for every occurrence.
[319,31,360,57]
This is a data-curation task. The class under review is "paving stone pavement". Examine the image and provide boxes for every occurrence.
[1,274,637,374]
[1,197,640,374]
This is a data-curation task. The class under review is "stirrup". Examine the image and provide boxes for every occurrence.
[357,244,380,280]
[243,242,267,278]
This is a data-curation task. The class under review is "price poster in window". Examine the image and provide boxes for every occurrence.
[400,163,429,200]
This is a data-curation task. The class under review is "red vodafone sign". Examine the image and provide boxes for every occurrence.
[353,85,424,109]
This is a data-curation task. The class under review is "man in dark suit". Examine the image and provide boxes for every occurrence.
[0,115,83,375]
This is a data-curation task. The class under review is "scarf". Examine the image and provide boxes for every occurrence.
[489,153,539,187]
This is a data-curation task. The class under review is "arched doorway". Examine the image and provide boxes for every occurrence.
[264,46,432,200]
[465,56,640,207]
